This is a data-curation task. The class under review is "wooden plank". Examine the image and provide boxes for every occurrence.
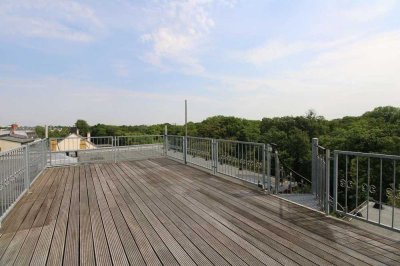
[99,164,179,265]
[46,166,75,265]
[203,172,400,262]
[107,163,196,266]
[105,163,213,266]
[121,162,266,266]
[13,167,64,265]
[0,168,53,234]
[63,166,80,266]
[139,162,322,265]
[109,163,234,266]
[95,164,161,266]
[79,165,95,266]
[30,167,70,266]
[133,161,311,266]
[85,165,113,266]
[0,168,58,265]
[160,159,397,265]
[96,164,146,266]
[91,165,129,266]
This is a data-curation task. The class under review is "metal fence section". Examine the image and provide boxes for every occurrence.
[333,150,400,231]
[49,136,113,166]
[216,140,265,186]
[186,137,213,170]
[166,135,185,162]
[0,139,47,225]
[116,135,164,162]
[49,135,164,166]
[311,138,331,213]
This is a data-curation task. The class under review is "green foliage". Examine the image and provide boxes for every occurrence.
[47,106,398,184]
[75,119,90,136]
[35,126,45,138]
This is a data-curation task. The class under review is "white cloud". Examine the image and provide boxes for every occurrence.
[140,0,220,73]
[0,0,103,42]
[210,31,400,119]
[239,37,360,65]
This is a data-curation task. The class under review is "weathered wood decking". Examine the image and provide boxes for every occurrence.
[0,158,399,265]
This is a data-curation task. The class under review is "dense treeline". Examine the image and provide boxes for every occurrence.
[36,106,400,179]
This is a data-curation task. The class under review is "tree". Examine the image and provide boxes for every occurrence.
[35,126,45,138]
[75,119,90,136]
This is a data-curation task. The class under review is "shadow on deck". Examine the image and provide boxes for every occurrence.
[0,158,399,265]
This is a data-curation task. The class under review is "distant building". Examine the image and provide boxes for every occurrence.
[50,132,96,152]
[0,124,35,152]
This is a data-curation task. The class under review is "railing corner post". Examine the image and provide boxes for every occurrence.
[311,138,318,196]
[183,136,187,164]
[325,149,330,215]
[333,151,338,213]
[164,126,168,157]
[24,145,29,190]
[275,150,280,194]
[266,144,272,192]
[262,144,266,189]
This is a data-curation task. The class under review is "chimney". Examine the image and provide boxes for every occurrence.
[10,124,18,135]
[87,132,91,142]
[45,125,49,138]
[76,128,80,136]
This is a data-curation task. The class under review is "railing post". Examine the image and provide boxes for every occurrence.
[312,138,318,196]
[262,144,266,189]
[24,145,29,190]
[325,149,330,214]
[333,151,338,213]
[49,139,52,167]
[275,150,280,194]
[211,139,214,173]
[267,144,272,192]
[114,136,117,163]
[183,136,187,164]
[164,126,168,157]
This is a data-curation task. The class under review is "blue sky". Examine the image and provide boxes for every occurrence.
[1,0,400,126]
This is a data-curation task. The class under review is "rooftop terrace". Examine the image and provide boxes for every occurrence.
[1,158,399,265]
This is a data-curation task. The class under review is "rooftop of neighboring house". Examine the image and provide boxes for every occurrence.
[0,123,36,144]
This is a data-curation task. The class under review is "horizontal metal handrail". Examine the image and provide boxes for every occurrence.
[334,150,400,160]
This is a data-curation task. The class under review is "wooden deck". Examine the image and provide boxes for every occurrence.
[0,158,399,265]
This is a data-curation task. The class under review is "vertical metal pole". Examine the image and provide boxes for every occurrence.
[325,149,330,214]
[379,159,383,225]
[114,136,117,163]
[267,144,271,192]
[49,139,52,167]
[185,100,188,138]
[215,140,219,174]
[262,144,266,189]
[333,152,338,213]
[164,125,168,157]
[24,145,29,190]
[275,150,280,194]
[183,137,187,164]
[312,138,318,196]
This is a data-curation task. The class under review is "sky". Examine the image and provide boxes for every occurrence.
[1,0,400,126]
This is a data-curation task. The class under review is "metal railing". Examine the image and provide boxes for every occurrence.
[311,138,331,213]
[0,139,47,225]
[166,135,185,162]
[215,139,265,186]
[49,135,164,166]
[4,133,398,232]
[186,137,213,170]
[333,150,400,231]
